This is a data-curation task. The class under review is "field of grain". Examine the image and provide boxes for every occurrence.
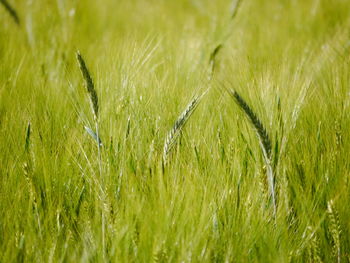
[1,0,350,262]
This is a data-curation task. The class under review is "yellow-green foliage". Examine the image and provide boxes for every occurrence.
[1,0,350,262]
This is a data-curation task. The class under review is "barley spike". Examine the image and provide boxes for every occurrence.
[229,89,276,218]
[163,91,207,162]
[76,51,99,120]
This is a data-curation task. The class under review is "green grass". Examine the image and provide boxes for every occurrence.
[1,0,350,262]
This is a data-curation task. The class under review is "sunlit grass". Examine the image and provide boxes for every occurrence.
[0,0,349,262]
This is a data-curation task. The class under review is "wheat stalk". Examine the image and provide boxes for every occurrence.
[84,126,103,147]
[231,0,242,20]
[125,116,131,139]
[24,121,31,153]
[207,0,243,81]
[327,200,341,263]
[0,0,20,25]
[208,44,223,81]
[163,91,206,163]
[76,50,105,258]
[76,51,99,121]
[304,226,323,263]
[229,89,276,218]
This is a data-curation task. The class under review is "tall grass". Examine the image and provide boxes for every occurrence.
[229,89,276,218]
[0,0,350,262]
[76,51,106,258]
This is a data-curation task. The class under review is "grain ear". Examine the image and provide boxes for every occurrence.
[327,200,341,263]
[163,91,207,163]
[76,51,99,121]
[229,89,276,218]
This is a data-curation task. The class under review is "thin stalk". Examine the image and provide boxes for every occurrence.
[96,121,105,258]
[0,0,20,25]
[76,51,105,258]
[229,89,277,219]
